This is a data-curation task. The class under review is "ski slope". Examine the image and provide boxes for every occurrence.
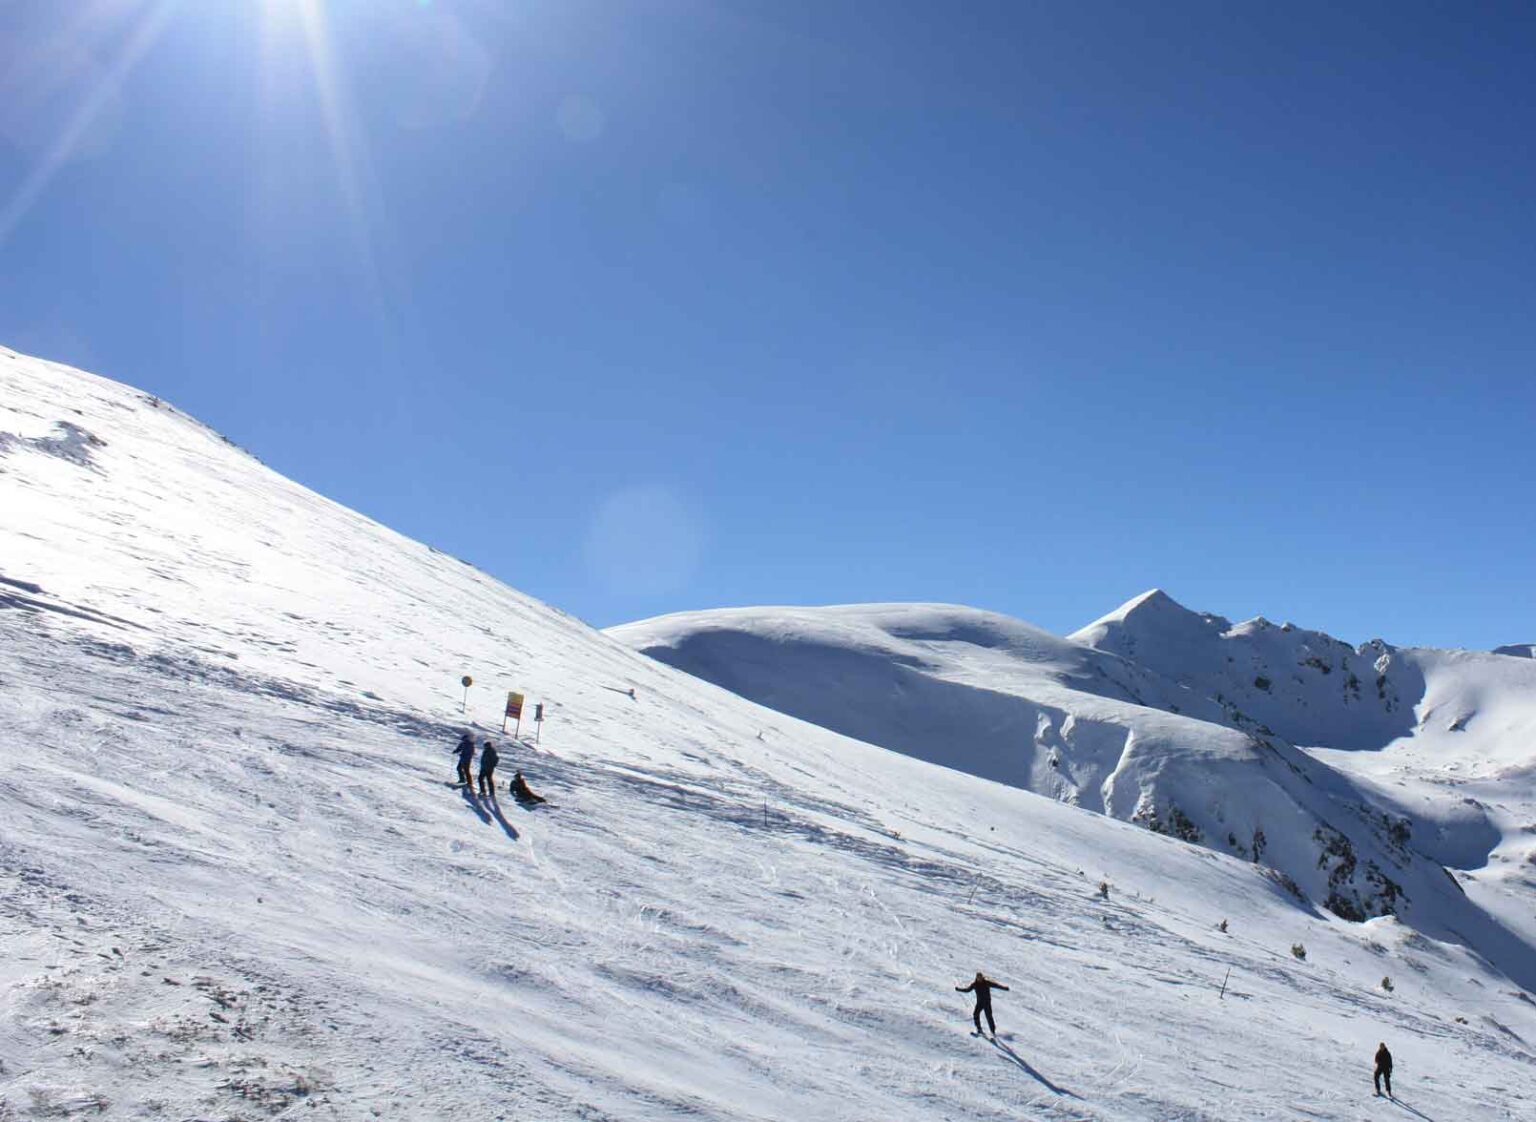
[3,344,1536,1120]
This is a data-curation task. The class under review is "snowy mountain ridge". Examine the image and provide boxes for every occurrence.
[1072,587,1420,750]
[613,596,1536,943]
[4,345,1536,1119]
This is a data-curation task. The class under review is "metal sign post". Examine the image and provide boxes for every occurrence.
[504,691,525,737]
[460,675,473,713]
[534,702,544,744]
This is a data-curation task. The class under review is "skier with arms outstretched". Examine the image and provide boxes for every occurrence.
[957,971,1009,1037]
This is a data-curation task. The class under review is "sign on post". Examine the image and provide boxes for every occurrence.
[504,691,525,736]
[460,675,473,713]
[534,702,544,744]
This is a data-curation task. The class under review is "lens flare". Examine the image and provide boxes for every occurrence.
[258,0,397,344]
[0,0,180,248]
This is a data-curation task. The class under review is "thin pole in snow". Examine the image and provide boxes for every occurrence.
[1219,967,1231,1000]
[763,800,768,828]
[968,878,979,906]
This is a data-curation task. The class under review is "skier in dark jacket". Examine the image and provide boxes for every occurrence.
[509,770,545,804]
[477,740,500,797]
[1374,1042,1393,1097]
[454,733,475,788]
[956,971,1010,1036]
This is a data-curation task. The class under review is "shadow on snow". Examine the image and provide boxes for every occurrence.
[990,1036,1080,1099]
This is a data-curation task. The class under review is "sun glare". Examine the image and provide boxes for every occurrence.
[0,0,180,248]
[257,0,396,336]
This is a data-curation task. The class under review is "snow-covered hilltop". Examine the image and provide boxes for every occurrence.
[1073,590,1536,914]
[1071,588,1419,750]
[614,598,1536,954]
[4,345,1536,1119]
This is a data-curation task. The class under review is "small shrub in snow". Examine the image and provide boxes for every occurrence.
[1381,976,1394,992]
[1291,943,1307,960]
[1098,880,1110,899]
[1217,919,1228,934]
[1253,675,1271,692]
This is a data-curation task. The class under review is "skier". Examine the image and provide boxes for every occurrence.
[956,971,1009,1037]
[478,740,500,797]
[454,732,475,788]
[509,770,545,804]
[1373,1042,1393,1098]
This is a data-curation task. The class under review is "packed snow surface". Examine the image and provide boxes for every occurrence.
[3,344,1536,1120]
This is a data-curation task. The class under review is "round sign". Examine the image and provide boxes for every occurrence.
[461,675,473,688]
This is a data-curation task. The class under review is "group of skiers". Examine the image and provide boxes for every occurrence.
[453,732,544,803]
[955,971,1399,1100]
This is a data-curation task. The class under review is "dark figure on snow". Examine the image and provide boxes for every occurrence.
[1374,1042,1393,1098]
[454,732,476,788]
[510,770,545,804]
[478,740,500,797]
[957,971,1009,1036]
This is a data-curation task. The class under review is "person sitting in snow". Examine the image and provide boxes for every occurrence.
[477,740,500,797]
[956,971,1009,1037]
[454,732,476,788]
[509,769,545,804]
[1373,1042,1393,1098]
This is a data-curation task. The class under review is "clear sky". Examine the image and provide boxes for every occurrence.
[3,1,1533,649]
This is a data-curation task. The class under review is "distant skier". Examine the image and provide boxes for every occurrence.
[1373,1042,1393,1098]
[956,971,1009,1037]
[509,770,545,804]
[478,740,500,797]
[454,732,475,788]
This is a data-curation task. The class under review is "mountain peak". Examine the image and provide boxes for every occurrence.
[1117,587,1184,617]
[1070,588,1227,647]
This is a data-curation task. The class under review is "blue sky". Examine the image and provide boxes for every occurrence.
[2,1,1533,647]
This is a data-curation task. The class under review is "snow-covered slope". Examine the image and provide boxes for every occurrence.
[613,604,1454,924]
[4,345,1536,1119]
[1072,591,1536,941]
